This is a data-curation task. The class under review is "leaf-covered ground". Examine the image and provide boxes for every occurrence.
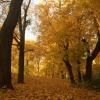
[0,76,100,100]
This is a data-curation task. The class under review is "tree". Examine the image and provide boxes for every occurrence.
[62,41,75,84]
[84,16,100,81]
[77,0,100,81]
[36,0,76,83]
[0,0,23,89]
[18,0,31,83]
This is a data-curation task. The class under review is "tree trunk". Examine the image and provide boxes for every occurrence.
[85,56,92,81]
[64,60,75,84]
[77,61,82,82]
[77,65,82,82]
[85,33,100,81]
[18,29,25,83]
[0,0,23,89]
[1,33,13,89]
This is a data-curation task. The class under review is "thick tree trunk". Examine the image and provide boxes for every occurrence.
[85,56,92,81]
[84,15,100,81]
[85,33,100,81]
[1,33,13,89]
[64,60,75,84]
[0,0,23,89]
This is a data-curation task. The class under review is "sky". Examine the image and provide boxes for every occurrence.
[32,0,41,4]
[25,0,41,41]
[25,30,37,41]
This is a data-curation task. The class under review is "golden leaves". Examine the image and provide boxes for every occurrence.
[0,76,100,100]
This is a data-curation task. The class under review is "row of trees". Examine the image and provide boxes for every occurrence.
[0,0,100,89]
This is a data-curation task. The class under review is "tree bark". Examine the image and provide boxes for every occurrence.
[0,0,23,89]
[18,0,31,83]
[18,24,25,83]
[85,56,92,81]
[64,60,75,84]
[77,64,82,82]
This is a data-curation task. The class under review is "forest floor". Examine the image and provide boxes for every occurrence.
[0,76,100,100]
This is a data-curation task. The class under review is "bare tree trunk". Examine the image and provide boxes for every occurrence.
[18,0,31,83]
